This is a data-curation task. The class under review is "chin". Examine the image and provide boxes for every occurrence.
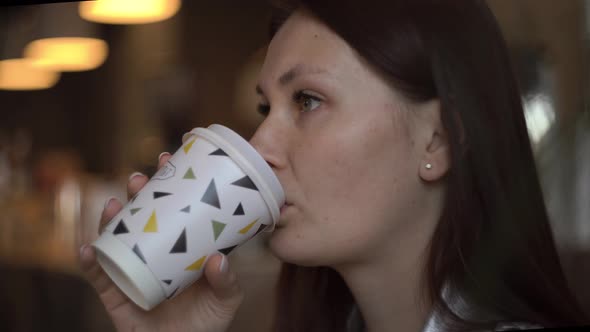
[268,227,326,267]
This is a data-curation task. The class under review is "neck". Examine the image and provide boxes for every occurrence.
[334,216,438,332]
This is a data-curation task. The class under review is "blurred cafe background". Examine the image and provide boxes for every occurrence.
[0,1,589,331]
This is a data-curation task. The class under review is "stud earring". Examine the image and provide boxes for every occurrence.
[425,163,433,170]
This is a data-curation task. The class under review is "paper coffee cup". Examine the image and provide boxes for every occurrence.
[92,124,284,310]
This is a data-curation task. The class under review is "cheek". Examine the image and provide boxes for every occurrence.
[271,107,421,265]
[294,117,416,232]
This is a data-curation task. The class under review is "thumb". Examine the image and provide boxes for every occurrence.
[204,254,243,304]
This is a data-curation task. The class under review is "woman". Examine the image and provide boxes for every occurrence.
[79,0,589,331]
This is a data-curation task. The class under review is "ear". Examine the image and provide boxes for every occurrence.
[418,100,450,182]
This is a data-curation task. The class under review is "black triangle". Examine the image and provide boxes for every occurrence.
[180,205,190,213]
[253,224,267,237]
[170,228,187,254]
[200,179,221,209]
[166,287,179,299]
[218,245,238,255]
[233,203,245,216]
[209,148,228,156]
[154,192,172,199]
[113,219,129,235]
[230,176,258,191]
[162,279,172,285]
[132,244,147,264]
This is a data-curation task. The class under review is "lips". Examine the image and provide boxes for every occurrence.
[280,203,292,214]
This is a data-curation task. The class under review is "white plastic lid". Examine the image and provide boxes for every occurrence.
[190,124,285,230]
[92,232,165,311]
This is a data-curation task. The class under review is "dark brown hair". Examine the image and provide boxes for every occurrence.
[268,1,589,331]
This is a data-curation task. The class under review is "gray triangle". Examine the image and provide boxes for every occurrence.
[170,228,187,254]
[209,148,228,156]
[180,205,190,213]
[166,287,179,299]
[218,245,238,255]
[113,219,129,235]
[233,203,245,216]
[162,279,172,285]
[154,191,172,199]
[253,224,267,237]
[132,244,147,264]
[230,176,258,191]
[200,178,221,209]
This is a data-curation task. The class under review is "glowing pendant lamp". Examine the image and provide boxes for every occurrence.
[24,2,108,72]
[0,58,60,91]
[0,7,60,90]
[25,37,108,72]
[79,0,182,25]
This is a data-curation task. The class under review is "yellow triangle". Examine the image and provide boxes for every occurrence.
[143,210,158,232]
[184,138,196,154]
[239,218,259,234]
[185,255,207,271]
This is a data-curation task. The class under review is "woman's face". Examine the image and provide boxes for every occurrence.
[250,10,438,268]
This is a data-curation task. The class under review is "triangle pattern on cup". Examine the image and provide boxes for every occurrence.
[130,208,142,215]
[218,245,238,255]
[185,256,206,271]
[201,179,221,209]
[143,210,158,232]
[183,138,196,154]
[113,219,129,235]
[183,167,196,179]
[239,218,259,234]
[233,203,245,216]
[167,287,179,299]
[230,176,258,191]
[252,224,267,237]
[132,244,147,264]
[180,205,190,213]
[211,220,226,241]
[162,279,172,285]
[170,228,187,254]
[209,148,228,156]
[154,192,172,199]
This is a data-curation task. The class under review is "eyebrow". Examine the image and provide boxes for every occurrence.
[255,64,328,95]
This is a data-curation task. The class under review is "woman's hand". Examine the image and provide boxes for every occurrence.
[79,152,244,332]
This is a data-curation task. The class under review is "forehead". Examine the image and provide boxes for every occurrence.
[260,10,360,80]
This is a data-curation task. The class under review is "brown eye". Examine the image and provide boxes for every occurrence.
[294,91,322,113]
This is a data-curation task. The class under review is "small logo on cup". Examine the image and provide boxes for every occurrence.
[153,161,176,180]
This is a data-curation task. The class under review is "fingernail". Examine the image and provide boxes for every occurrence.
[128,172,145,181]
[182,132,194,143]
[158,152,171,162]
[79,244,87,258]
[104,196,117,210]
[219,254,228,273]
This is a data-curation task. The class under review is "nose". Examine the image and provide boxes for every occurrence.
[249,118,287,171]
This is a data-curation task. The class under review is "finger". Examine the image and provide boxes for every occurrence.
[79,244,130,311]
[99,198,124,234]
[203,254,243,304]
[126,150,171,201]
[157,152,171,169]
[79,244,114,293]
[127,172,148,201]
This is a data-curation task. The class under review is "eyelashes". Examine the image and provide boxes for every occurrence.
[294,90,322,113]
[257,90,322,117]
